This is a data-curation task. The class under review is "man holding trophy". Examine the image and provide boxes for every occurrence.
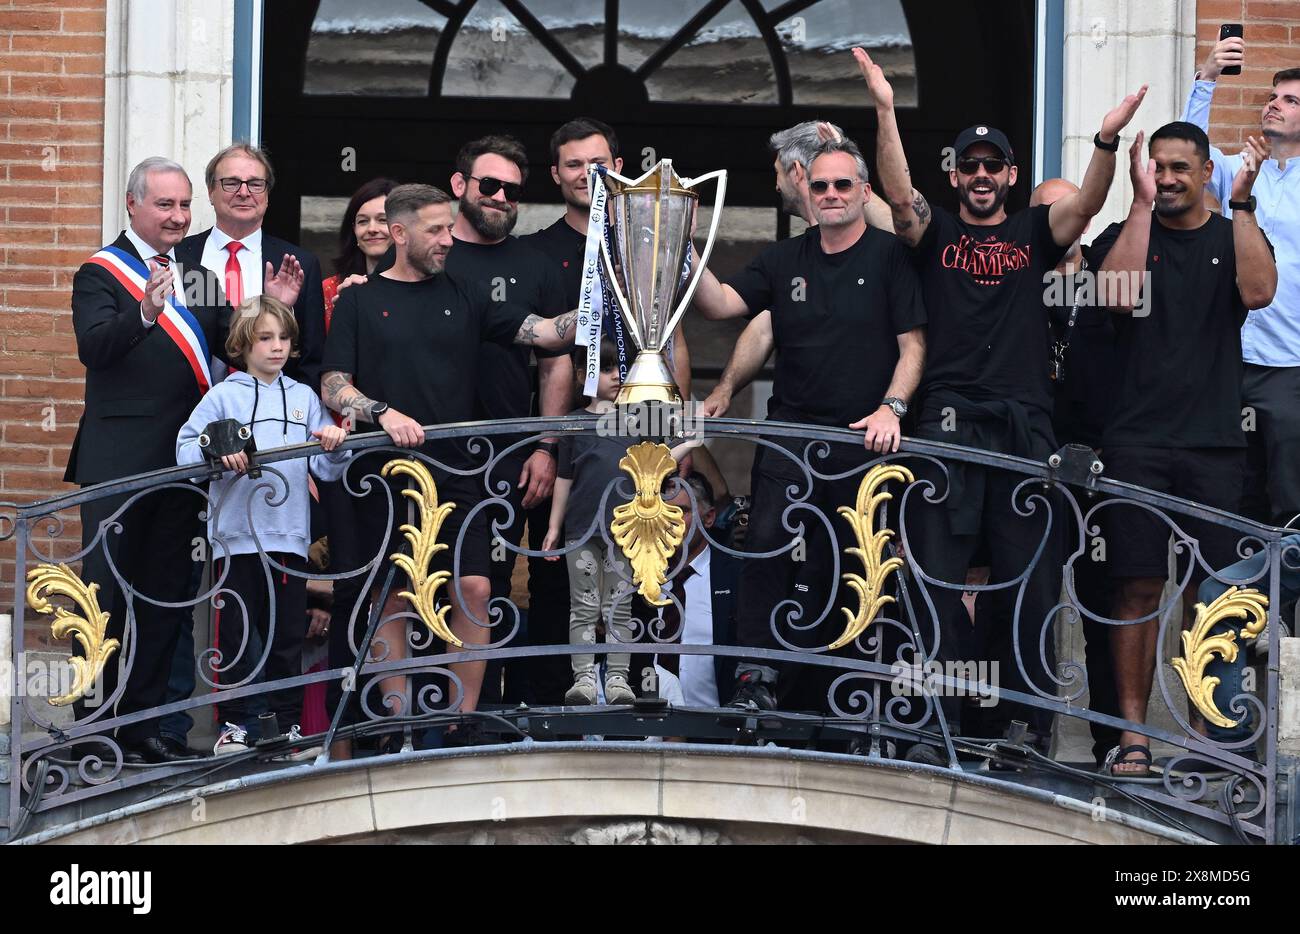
[688,137,928,710]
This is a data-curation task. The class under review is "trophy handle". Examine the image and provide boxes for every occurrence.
[663,168,727,340]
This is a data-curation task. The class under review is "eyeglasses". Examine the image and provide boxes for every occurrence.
[956,157,1009,175]
[470,175,523,201]
[808,178,857,195]
[218,176,268,194]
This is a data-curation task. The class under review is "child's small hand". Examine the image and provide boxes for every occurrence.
[313,426,346,451]
[221,451,249,474]
[542,528,561,561]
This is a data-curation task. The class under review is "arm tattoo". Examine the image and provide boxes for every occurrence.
[321,371,351,411]
[912,192,931,225]
[322,370,380,421]
[552,310,576,342]
[515,313,542,346]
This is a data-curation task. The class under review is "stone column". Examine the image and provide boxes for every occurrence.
[101,0,235,241]
[1062,0,1197,231]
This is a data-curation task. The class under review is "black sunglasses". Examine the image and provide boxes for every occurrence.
[809,177,857,195]
[956,157,1009,175]
[470,175,523,201]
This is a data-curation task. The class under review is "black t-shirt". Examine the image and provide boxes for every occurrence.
[321,273,526,432]
[915,204,1068,416]
[441,235,569,422]
[1048,249,1117,449]
[521,216,586,310]
[727,225,926,427]
[556,407,638,542]
[1090,213,1255,449]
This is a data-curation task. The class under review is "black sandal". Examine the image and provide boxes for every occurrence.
[1104,744,1153,777]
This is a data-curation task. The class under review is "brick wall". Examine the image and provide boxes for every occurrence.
[1195,1,1300,150]
[0,1,105,616]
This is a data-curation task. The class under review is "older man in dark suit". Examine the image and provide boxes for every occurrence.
[67,156,302,763]
[176,143,326,388]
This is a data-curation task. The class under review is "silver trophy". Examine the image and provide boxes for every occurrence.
[599,159,727,404]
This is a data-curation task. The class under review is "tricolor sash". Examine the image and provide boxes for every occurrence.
[88,245,213,394]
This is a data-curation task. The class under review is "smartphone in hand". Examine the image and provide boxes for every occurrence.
[1220,23,1243,76]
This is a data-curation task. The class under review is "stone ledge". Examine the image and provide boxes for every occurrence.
[24,743,1198,845]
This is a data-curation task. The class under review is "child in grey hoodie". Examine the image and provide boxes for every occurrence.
[177,296,350,754]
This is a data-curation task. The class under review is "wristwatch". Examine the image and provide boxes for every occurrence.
[1228,196,1257,213]
[370,402,389,420]
[1093,132,1119,152]
[535,439,558,457]
[881,397,908,418]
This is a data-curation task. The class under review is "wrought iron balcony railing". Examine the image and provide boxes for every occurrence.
[1,416,1291,843]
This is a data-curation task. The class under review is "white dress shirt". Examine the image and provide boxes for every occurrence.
[123,226,176,329]
[677,546,719,708]
[202,225,264,305]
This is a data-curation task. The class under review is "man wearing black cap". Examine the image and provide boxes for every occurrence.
[852,48,1146,758]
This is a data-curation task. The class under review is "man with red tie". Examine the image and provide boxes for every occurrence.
[176,143,326,388]
[66,157,302,763]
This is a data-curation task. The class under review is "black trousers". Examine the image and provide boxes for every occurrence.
[214,553,308,730]
[322,476,372,730]
[732,447,862,708]
[1074,540,1122,763]
[902,455,1062,744]
[75,486,204,745]
[471,451,572,707]
[1242,362,1300,526]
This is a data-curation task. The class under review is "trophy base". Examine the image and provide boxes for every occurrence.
[616,351,681,405]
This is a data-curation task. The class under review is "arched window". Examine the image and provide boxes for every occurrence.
[304,0,915,108]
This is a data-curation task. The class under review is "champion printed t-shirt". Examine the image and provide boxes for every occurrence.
[915,204,1068,415]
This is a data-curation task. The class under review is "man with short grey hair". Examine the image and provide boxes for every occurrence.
[64,157,246,763]
[691,139,928,710]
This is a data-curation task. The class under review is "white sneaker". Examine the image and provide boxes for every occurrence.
[276,724,323,762]
[604,673,635,705]
[214,722,251,756]
[566,674,598,705]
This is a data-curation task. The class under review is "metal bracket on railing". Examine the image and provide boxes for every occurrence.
[1046,443,1104,494]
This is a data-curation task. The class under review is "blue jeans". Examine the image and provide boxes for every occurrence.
[1196,534,1300,743]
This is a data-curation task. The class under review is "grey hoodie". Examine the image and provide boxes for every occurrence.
[177,370,350,559]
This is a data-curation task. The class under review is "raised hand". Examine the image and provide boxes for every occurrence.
[1200,35,1245,82]
[1231,135,1269,203]
[1100,85,1149,143]
[263,253,305,306]
[141,259,176,321]
[852,47,894,109]
[1129,130,1156,204]
[816,121,842,143]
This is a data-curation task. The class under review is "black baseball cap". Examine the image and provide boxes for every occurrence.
[953,125,1015,163]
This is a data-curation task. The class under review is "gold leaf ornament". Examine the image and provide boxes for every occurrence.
[611,441,686,606]
[26,563,119,706]
[830,463,915,651]
[1172,585,1268,728]
[380,458,461,648]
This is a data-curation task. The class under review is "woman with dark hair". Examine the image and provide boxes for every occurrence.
[321,177,397,322]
